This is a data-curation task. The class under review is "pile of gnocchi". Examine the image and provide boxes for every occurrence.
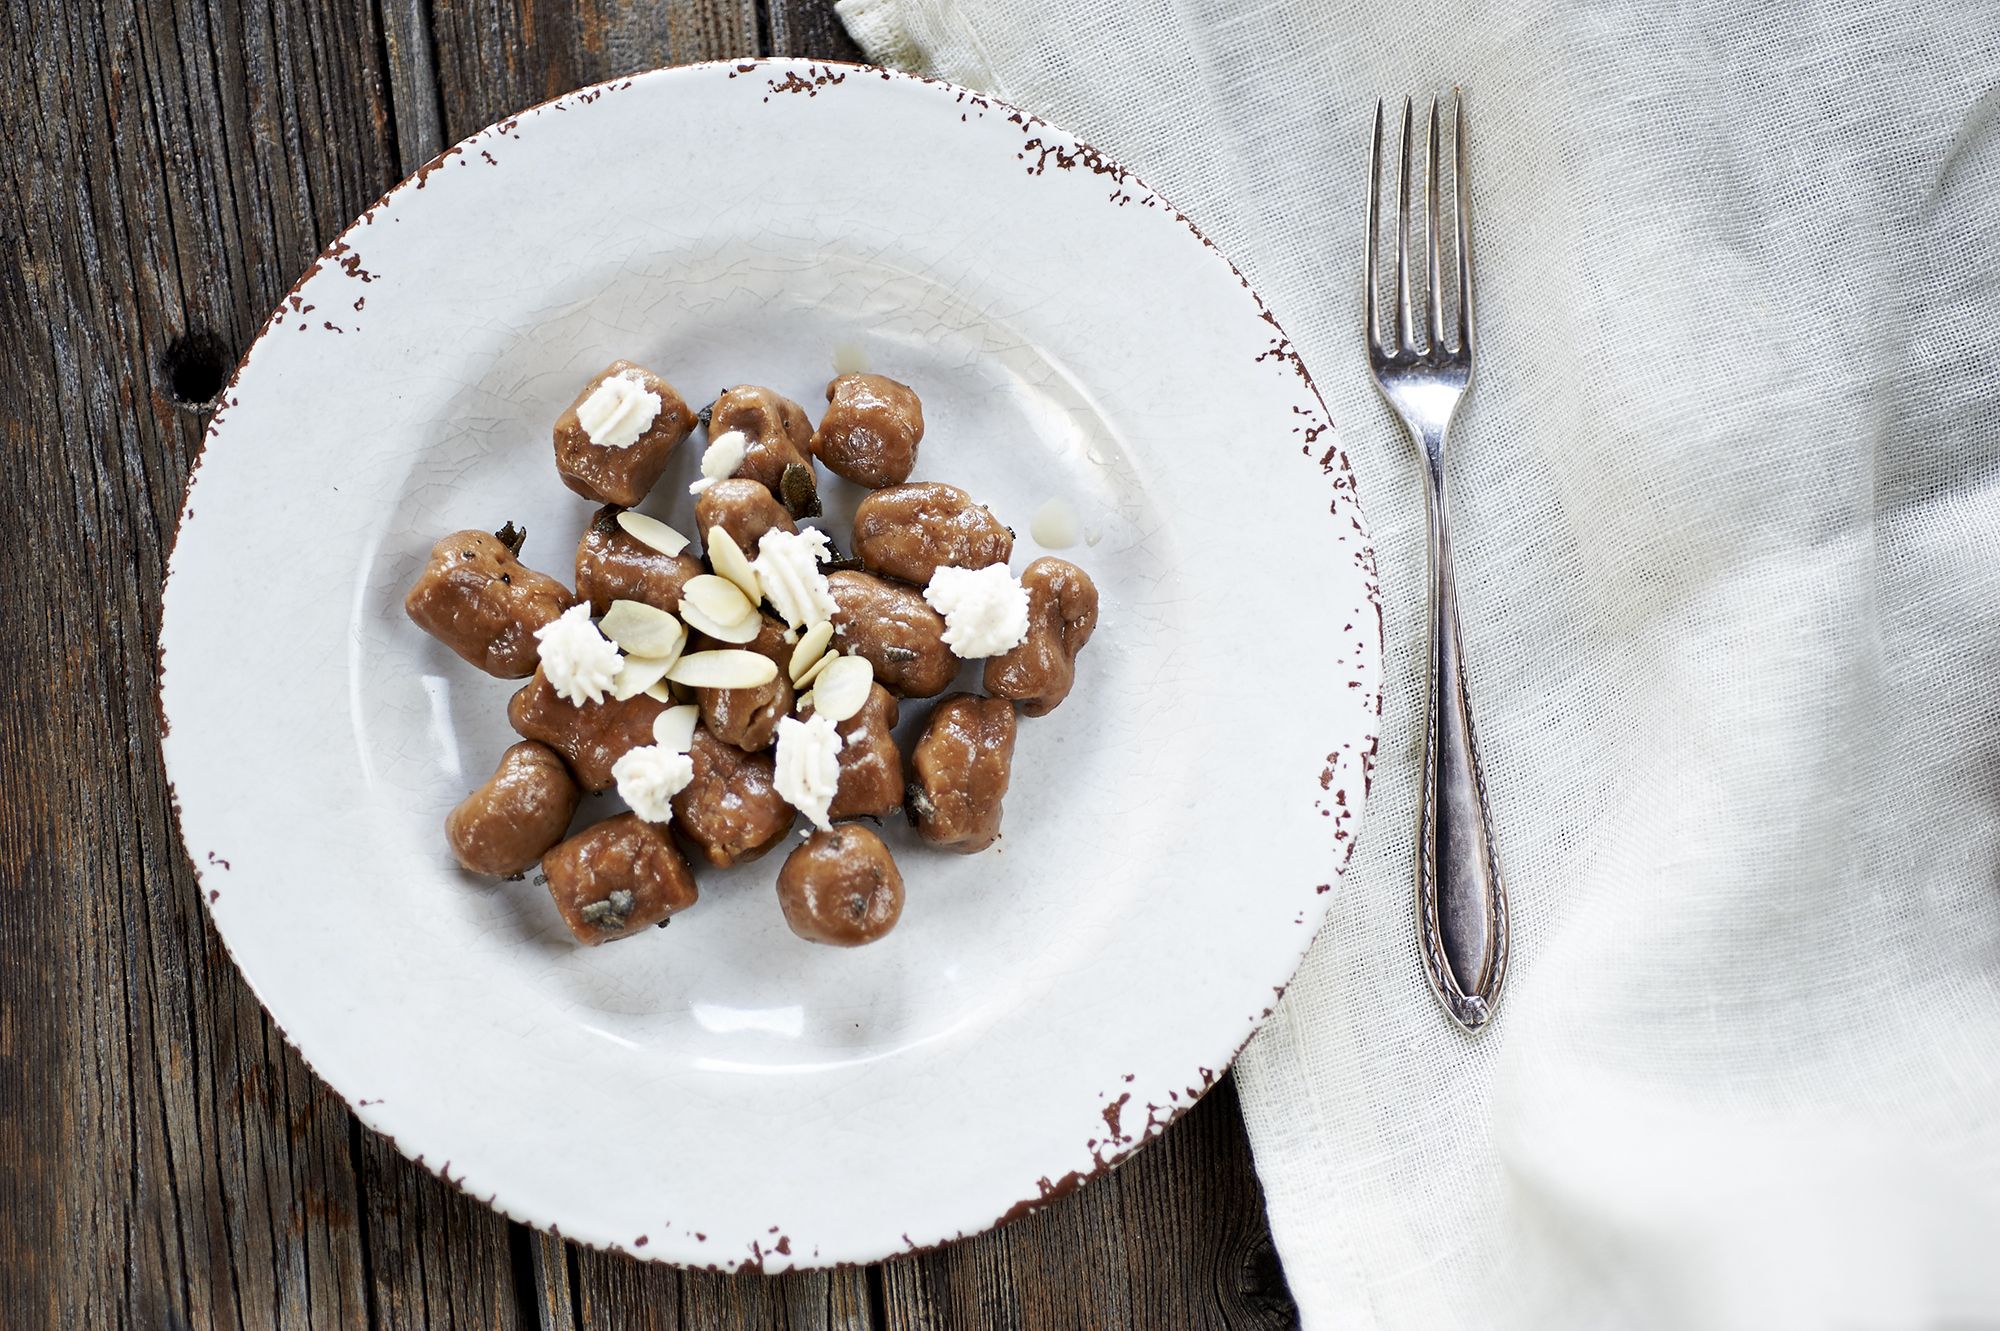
[405,361,1097,947]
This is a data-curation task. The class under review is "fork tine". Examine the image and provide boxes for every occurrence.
[1425,98,1444,354]
[1395,97,1415,353]
[1364,99,1382,354]
[1455,91,1474,353]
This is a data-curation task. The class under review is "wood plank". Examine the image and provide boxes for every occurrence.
[356,1134,533,1330]
[425,0,760,144]
[527,1231,581,1331]
[680,1265,878,1330]
[880,1079,1298,1330]
[0,0,403,1325]
[1110,1076,1299,1331]
[767,0,865,61]
[518,1192,890,1326]
[379,0,450,175]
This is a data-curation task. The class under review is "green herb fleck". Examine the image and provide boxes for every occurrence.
[579,888,635,930]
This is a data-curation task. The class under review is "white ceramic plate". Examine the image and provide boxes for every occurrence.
[159,59,1379,1270]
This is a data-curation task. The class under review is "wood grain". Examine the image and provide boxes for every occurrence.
[0,0,1299,1327]
[425,0,761,143]
[767,0,865,61]
[878,1082,1295,1331]
[3,2,393,1327]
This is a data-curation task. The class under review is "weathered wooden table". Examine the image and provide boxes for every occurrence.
[2,4,1300,1326]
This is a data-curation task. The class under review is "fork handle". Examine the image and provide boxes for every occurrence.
[1416,457,1509,1030]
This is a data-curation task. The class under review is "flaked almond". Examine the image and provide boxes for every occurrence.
[599,600,686,658]
[788,621,834,682]
[651,704,700,754]
[643,679,672,703]
[706,527,763,605]
[666,649,779,690]
[615,510,691,557]
[810,654,874,724]
[794,648,838,690]
[610,653,676,701]
[684,574,757,626]
[680,599,761,645]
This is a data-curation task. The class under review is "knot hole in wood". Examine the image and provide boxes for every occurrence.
[158,330,232,412]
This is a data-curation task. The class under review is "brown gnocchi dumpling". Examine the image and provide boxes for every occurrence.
[553,361,698,506]
[694,477,797,557]
[669,726,797,867]
[542,813,698,945]
[908,693,1018,853]
[507,666,668,793]
[405,527,576,678]
[825,570,958,698]
[707,385,819,514]
[693,614,795,752]
[984,557,1099,717]
[574,504,704,616]
[811,374,924,489]
[826,683,903,821]
[776,825,904,946]
[446,741,580,876]
[852,482,1012,585]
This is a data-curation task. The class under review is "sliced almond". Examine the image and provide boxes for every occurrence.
[643,679,672,703]
[795,689,814,715]
[788,621,835,682]
[665,649,779,690]
[794,648,838,690]
[706,527,763,605]
[614,511,690,557]
[610,653,675,701]
[651,704,700,753]
[684,574,757,626]
[810,654,874,724]
[680,599,762,645]
[599,600,686,658]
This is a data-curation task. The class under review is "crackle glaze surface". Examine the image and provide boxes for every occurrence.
[158,59,1380,1269]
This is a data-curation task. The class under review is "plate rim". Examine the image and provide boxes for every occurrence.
[157,54,1383,1269]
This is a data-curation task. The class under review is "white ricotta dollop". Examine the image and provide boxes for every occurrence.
[923,563,1030,658]
[754,527,838,630]
[688,429,748,494]
[772,712,844,831]
[611,743,695,824]
[576,373,661,450]
[534,603,622,705]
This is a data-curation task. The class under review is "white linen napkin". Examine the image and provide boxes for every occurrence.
[835,2,2000,1326]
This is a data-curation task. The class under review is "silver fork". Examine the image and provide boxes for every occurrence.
[1365,94,1509,1032]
